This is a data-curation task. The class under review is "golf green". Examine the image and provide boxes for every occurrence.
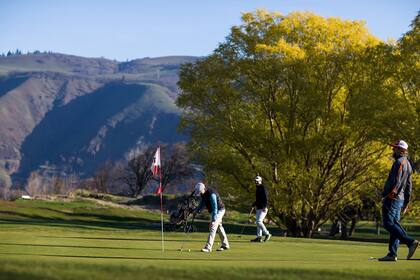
[0,199,419,280]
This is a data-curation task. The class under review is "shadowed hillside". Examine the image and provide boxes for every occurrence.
[0,76,28,99]
[16,82,185,179]
[0,53,197,186]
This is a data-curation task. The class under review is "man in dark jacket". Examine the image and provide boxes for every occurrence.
[379,140,418,261]
[194,182,230,252]
[250,176,271,242]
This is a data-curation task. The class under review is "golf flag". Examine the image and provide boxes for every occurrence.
[151,145,165,252]
[151,147,163,194]
[151,147,161,176]
[156,183,163,195]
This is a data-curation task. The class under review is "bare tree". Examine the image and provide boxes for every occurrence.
[159,143,193,192]
[51,176,65,195]
[121,147,155,197]
[92,160,115,193]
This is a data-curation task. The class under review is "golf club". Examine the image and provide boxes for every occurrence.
[237,207,254,238]
[178,212,196,252]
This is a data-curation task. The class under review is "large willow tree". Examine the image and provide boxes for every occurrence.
[177,10,388,237]
[357,12,420,218]
[381,12,419,167]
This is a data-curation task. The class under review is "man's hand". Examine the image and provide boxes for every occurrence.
[209,221,216,230]
[402,206,409,215]
[192,207,200,215]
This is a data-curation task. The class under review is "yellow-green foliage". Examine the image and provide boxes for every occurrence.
[178,10,419,237]
[251,10,379,61]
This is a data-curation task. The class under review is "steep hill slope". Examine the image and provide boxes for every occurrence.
[0,53,196,186]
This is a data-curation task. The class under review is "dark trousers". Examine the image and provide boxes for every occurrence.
[382,199,415,257]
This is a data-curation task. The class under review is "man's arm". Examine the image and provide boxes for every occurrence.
[210,193,218,221]
[382,161,403,198]
[403,172,413,213]
[195,199,204,214]
[263,186,268,207]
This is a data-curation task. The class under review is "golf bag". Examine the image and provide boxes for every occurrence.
[165,191,199,232]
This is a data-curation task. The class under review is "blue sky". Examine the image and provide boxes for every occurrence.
[0,0,418,61]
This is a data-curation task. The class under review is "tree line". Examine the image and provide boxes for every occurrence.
[87,143,193,197]
[0,143,195,200]
[0,49,54,57]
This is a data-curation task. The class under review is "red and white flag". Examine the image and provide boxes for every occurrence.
[151,146,165,252]
[151,147,161,176]
[151,147,163,194]
[155,183,163,195]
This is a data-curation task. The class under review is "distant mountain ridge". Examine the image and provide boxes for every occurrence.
[0,53,198,75]
[0,53,198,187]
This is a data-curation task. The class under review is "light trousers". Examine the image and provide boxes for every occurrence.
[256,208,270,237]
[205,208,229,250]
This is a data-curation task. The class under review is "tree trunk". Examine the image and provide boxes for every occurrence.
[329,220,339,236]
[302,219,316,238]
[349,217,357,237]
[375,217,381,236]
[340,221,348,239]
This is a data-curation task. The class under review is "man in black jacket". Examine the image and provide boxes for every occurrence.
[251,176,271,242]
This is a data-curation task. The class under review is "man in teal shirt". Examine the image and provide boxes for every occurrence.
[194,182,230,252]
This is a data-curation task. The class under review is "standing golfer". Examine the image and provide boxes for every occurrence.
[194,182,230,252]
[379,140,418,261]
[250,176,271,242]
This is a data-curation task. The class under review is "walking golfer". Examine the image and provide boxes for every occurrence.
[194,182,230,252]
[379,140,418,261]
[250,176,271,242]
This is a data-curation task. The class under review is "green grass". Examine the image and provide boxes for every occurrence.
[0,199,419,280]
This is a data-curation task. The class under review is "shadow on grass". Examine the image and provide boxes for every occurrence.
[0,252,300,262]
[0,242,163,251]
[313,235,389,244]
[1,261,418,280]
[0,209,282,237]
[37,207,155,223]
[2,252,419,264]
[191,220,283,237]
[2,209,416,246]
[39,236,197,242]
[0,210,158,231]
[38,235,265,244]
[0,252,226,261]
[314,229,420,244]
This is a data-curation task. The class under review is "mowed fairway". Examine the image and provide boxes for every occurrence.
[0,199,419,280]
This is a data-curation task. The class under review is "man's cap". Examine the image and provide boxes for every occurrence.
[390,140,408,150]
[194,182,206,194]
[254,176,262,184]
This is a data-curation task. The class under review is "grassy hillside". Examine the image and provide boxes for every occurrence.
[15,82,185,178]
[0,53,197,184]
[0,76,28,99]
[0,198,419,280]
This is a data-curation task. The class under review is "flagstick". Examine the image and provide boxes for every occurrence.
[159,149,164,253]
[152,145,164,252]
[160,191,164,252]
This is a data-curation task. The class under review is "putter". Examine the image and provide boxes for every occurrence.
[237,207,254,238]
[178,212,196,252]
